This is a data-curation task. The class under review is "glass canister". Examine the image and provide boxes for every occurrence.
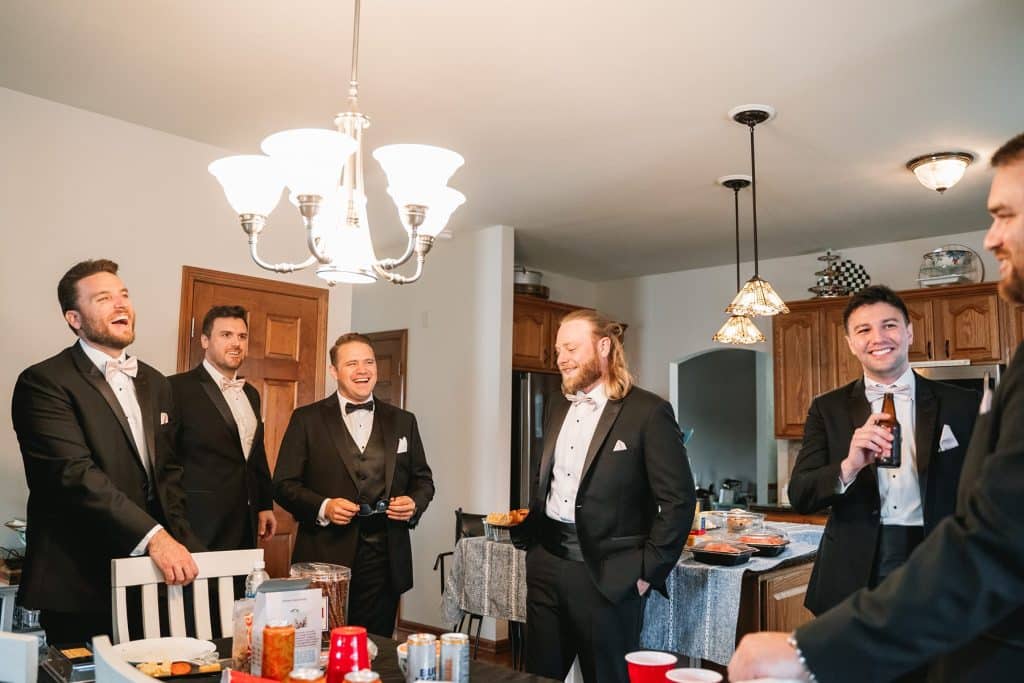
[290,562,352,630]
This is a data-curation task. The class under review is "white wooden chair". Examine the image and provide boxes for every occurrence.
[110,548,262,644]
[92,635,152,683]
[0,584,17,631]
[0,631,38,683]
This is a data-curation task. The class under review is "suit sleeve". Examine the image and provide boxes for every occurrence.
[641,399,696,590]
[788,398,847,513]
[12,367,158,556]
[796,371,1024,682]
[157,380,202,550]
[404,414,434,529]
[272,411,327,524]
[248,391,275,512]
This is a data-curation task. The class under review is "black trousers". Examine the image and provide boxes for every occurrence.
[525,544,644,683]
[41,609,112,646]
[348,521,400,638]
[870,525,927,683]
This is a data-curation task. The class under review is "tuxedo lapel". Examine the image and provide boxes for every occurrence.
[320,399,361,488]
[537,398,570,500]
[196,366,243,449]
[377,401,398,499]
[914,375,938,502]
[579,398,623,483]
[70,344,142,463]
[132,369,157,472]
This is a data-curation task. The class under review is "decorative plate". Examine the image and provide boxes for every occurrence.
[816,259,870,292]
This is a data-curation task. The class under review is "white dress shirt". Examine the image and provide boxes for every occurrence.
[202,359,257,459]
[317,393,375,525]
[78,339,161,555]
[839,367,923,527]
[546,383,608,523]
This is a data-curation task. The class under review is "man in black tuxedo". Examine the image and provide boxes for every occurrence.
[788,285,979,618]
[518,309,695,683]
[169,305,276,552]
[730,132,1024,682]
[273,333,434,637]
[12,259,199,644]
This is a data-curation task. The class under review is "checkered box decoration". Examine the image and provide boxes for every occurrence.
[817,259,871,292]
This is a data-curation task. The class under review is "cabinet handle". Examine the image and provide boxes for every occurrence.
[927,341,932,359]
[945,339,950,358]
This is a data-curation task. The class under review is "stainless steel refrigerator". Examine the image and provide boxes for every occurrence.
[511,371,564,508]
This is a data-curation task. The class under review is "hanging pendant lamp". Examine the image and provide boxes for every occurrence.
[725,105,789,317]
[714,175,765,345]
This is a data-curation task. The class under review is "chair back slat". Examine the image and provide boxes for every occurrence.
[0,631,38,683]
[192,578,212,641]
[112,586,131,644]
[217,576,236,636]
[167,584,187,637]
[141,583,161,639]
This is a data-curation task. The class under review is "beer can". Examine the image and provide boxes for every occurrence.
[440,633,470,683]
[405,633,437,683]
[288,669,326,683]
[342,672,381,683]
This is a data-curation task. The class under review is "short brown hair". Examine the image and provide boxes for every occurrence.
[58,259,119,315]
[842,285,910,331]
[559,309,633,400]
[329,332,374,365]
[201,305,248,337]
[992,132,1024,167]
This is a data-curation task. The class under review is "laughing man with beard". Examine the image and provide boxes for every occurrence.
[12,259,200,644]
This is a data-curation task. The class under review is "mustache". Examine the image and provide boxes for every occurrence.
[993,248,1011,260]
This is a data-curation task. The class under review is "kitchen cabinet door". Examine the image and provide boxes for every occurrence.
[773,308,821,438]
[903,296,936,362]
[1005,300,1024,362]
[821,304,862,393]
[512,298,553,371]
[760,563,815,633]
[937,291,1002,362]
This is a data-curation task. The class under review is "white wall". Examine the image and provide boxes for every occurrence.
[533,269,599,308]
[0,88,353,548]
[350,224,514,635]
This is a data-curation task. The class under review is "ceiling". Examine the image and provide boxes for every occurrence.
[2,0,1022,280]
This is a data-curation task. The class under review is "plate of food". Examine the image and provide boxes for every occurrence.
[484,509,529,543]
[690,540,755,566]
[736,532,790,557]
[113,637,217,664]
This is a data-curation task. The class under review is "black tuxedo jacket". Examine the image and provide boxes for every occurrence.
[520,386,696,604]
[11,343,199,614]
[272,395,434,595]
[168,365,273,551]
[788,373,979,614]
[797,344,1024,682]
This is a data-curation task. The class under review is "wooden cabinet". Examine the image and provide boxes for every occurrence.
[774,282,1006,438]
[736,560,815,638]
[512,295,588,373]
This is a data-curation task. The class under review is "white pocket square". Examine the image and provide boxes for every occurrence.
[160,412,169,425]
[397,436,408,453]
[613,439,627,452]
[938,424,959,452]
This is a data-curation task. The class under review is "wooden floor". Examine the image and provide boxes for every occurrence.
[394,625,515,668]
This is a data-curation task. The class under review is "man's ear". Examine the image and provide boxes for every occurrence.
[200,334,210,351]
[65,310,82,332]
[598,336,611,358]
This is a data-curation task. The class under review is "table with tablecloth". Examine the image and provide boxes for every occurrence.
[441,522,824,665]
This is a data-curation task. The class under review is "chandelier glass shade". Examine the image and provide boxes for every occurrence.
[906,152,974,194]
[713,314,766,345]
[208,0,465,285]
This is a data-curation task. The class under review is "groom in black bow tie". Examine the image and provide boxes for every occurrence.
[274,332,434,636]
[788,285,980,628]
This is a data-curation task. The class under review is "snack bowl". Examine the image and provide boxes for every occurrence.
[704,510,764,535]
[689,540,755,566]
[735,530,790,557]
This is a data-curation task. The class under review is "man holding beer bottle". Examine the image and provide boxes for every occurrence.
[787,285,979,621]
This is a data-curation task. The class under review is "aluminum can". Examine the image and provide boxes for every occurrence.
[342,672,381,683]
[288,669,326,683]
[440,633,469,683]
[405,633,437,682]
[262,621,296,680]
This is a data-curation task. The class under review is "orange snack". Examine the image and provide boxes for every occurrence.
[171,661,192,676]
[262,622,296,680]
[700,542,743,554]
[739,535,785,546]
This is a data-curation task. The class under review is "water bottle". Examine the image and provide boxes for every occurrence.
[244,559,269,598]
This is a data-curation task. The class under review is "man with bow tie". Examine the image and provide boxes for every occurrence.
[788,285,979,627]
[12,259,200,644]
[274,332,434,637]
[517,309,695,683]
[169,306,276,552]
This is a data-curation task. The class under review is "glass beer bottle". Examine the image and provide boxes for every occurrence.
[877,392,902,468]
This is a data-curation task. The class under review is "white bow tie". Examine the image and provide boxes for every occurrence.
[865,384,912,402]
[566,391,596,409]
[104,356,138,382]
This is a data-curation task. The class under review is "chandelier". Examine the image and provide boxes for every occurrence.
[906,152,974,194]
[208,0,465,285]
[713,175,765,345]
[724,105,789,317]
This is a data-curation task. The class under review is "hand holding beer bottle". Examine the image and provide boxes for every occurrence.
[876,392,902,468]
[841,409,898,484]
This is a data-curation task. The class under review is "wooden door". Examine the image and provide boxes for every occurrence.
[903,296,936,362]
[772,308,821,438]
[936,291,1002,362]
[760,563,814,632]
[177,266,329,577]
[821,305,862,393]
[366,329,408,409]
[513,296,553,372]
[1004,300,1024,362]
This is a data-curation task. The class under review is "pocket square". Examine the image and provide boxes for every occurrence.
[397,436,408,453]
[938,424,959,452]
[613,439,627,452]
[160,412,169,425]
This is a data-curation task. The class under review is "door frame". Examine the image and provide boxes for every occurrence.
[176,265,331,394]
[365,329,409,409]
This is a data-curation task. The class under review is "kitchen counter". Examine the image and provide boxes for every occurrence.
[749,503,828,526]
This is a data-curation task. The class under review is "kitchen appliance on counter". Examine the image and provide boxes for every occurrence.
[511,371,565,508]
[717,479,745,505]
[910,360,1002,394]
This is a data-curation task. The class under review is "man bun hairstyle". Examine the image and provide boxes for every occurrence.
[559,309,633,400]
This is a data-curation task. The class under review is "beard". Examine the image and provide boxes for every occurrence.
[998,258,1024,305]
[561,354,604,395]
[80,314,135,350]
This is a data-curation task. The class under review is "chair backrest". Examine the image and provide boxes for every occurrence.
[92,635,152,683]
[0,584,17,631]
[455,508,486,542]
[0,631,38,683]
[110,548,262,644]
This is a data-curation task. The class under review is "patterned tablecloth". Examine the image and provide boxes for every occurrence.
[441,523,824,665]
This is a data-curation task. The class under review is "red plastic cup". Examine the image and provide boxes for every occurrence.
[326,626,369,683]
[625,651,677,683]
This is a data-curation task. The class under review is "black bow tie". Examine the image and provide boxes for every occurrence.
[345,401,374,414]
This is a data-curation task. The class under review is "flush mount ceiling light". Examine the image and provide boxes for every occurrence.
[906,152,974,194]
[713,175,765,345]
[725,105,790,317]
[208,0,465,285]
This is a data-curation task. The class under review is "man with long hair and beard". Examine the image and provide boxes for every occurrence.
[516,309,695,682]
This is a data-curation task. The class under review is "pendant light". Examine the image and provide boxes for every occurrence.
[725,105,790,317]
[714,175,765,345]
